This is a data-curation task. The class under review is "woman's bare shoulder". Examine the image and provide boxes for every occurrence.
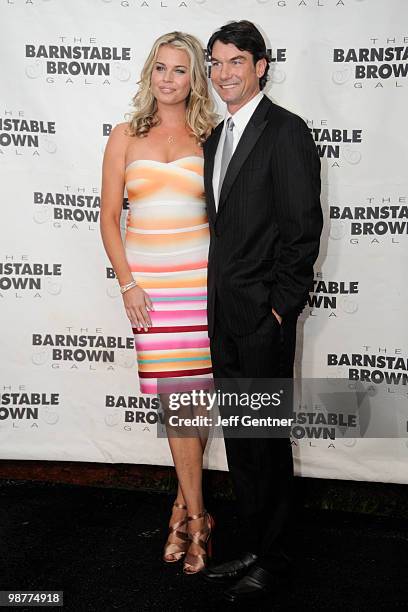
[109,121,132,141]
[104,122,132,161]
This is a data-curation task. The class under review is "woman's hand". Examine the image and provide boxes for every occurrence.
[122,285,153,331]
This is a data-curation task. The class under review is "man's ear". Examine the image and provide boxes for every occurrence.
[256,58,267,78]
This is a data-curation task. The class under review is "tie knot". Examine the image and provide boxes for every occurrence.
[227,117,234,131]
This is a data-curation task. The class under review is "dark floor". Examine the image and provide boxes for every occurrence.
[0,481,407,612]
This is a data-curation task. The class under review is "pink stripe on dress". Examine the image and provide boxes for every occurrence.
[149,309,208,326]
[151,300,207,311]
[135,337,210,351]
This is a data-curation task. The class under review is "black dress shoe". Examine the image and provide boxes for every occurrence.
[223,565,285,603]
[201,552,258,583]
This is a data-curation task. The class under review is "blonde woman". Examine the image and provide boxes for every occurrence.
[100,32,217,574]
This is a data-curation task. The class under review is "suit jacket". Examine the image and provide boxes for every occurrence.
[203,95,323,337]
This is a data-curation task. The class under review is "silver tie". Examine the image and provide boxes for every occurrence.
[218,117,234,199]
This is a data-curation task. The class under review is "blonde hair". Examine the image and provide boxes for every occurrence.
[127,32,217,144]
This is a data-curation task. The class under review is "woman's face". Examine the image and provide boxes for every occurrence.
[151,44,192,106]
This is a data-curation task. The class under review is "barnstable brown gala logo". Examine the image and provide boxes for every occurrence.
[255,0,348,7]
[105,394,162,430]
[33,188,101,229]
[6,0,351,7]
[306,119,362,167]
[108,0,189,6]
[305,275,359,317]
[0,113,56,156]
[25,39,131,85]
[328,349,408,386]
[330,195,408,244]
[0,391,60,426]
[31,328,134,371]
[333,37,408,88]
[0,256,62,298]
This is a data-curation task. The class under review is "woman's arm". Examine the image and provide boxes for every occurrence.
[100,124,153,331]
[100,123,133,286]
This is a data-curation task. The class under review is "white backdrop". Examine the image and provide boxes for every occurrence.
[1,0,407,484]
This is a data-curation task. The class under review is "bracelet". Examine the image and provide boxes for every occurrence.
[120,280,138,294]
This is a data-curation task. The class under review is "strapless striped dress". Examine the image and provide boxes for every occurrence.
[124,156,212,394]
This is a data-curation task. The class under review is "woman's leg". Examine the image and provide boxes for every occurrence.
[163,481,188,562]
[160,385,213,569]
[165,397,211,567]
[167,436,206,516]
[168,435,212,568]
[162,391,210,562]
[163,391,210,516]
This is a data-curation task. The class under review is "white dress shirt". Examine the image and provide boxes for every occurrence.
[212,92,264,211]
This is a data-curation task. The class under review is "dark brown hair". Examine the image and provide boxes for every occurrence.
[207,20,270,90]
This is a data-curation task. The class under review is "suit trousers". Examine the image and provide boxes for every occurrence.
[210,300,297,573]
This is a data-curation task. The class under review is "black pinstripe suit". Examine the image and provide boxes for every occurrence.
[203,95,322,571]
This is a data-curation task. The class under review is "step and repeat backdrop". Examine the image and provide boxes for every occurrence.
[1,0,407,483]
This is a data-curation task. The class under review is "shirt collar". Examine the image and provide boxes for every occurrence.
[225,91,264,135]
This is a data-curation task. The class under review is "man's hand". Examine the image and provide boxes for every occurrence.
[272,308,282,325]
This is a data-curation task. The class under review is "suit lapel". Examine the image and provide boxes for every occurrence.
[204,122,223,225]
[217,96,271,217]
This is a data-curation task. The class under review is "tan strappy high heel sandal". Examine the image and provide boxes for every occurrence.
[163,501,189,563]
[183,510,215,574]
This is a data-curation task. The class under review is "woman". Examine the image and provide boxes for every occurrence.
[100,32,217,574]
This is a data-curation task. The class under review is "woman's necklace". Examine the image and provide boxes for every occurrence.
[158,122,187,145]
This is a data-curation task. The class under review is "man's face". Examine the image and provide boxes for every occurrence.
[210,40,266,114]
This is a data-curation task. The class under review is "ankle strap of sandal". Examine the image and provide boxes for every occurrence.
[173,501,187,510]
[187,510,207,521]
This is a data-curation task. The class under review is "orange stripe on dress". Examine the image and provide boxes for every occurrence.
[126,167,203,199]
[127,183,160,200]
[134,276,207,289]
[177,161,204,175]
[125,165,169,181]
[138,358,211,373]
[126,214,208,231]
[130,260,208,273]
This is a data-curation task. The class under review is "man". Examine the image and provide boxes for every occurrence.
[202,21,323,603]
